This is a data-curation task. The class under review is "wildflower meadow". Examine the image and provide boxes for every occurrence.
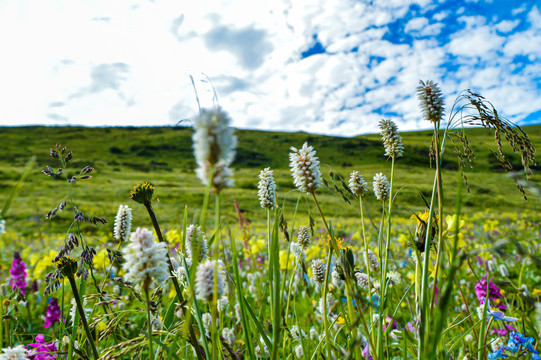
[1,80,540,360]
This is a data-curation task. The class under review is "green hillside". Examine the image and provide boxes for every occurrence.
[0,124,539,236]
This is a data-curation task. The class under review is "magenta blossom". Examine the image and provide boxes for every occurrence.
[27,334,57,360]
[43,298,61,328]
[9,252,27,295]
[475,274,506,310]
[491,324,518,336]
[362,343,373,360]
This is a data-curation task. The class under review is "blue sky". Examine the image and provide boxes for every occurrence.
[0,0,539,136]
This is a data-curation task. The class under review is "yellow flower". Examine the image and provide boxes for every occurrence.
[97,321,107,331]
[322,235,345,250]
[29,250,58,280]
[165,229,182,245]
[445,215,465,231]
[243,238,266,257]
[93,248,110,270]
[279,250,295,270]
[336,316,346,326]
[532,289,541,296]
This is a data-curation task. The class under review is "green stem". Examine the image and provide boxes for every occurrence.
[68,276,99,359]
[379,157,395,359]
[143,202,205,360]
[431,121,445,310]
[145,287,154,360]
[359,195,375,348]
[321,248,333,360]
[418,126,441,360]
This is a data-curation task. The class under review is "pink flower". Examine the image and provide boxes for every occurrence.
[9,252,27,295]
[27,334,57,360]
[475,274,506,310]
[43,298,61,328]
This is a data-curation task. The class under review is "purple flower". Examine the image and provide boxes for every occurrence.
[475,274,506,310]
[43,298,61,328]
[491,324,517,336]
[9,252,27,295]
[27,334,57,360]
[362,343,373,360]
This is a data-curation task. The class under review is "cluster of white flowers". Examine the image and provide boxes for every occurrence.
[113,204,132,242]
[349,171,368,197]
[290,242,305,260]
[379,119,404,158]
[290,325,307,342]
[0,345,27,360]
[331,267,343,288]
[195,260,226,302]
[364,250,380,272]
[416,80,445,123]
[373,173,390,202]
[192,108,237,192]
[70,297,90,326]
[311,259,326,284]
[355,272,371,290]
[185,225,208,261]
[122,227,169,290]
[297,226,311,247]
[258,167,276,209]
[289,143,322,194]
[0,219,5,235]
[222,327,235,345]
[255,336,270,358]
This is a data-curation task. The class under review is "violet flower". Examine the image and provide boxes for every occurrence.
[491,324,517,336]
[43,298,61,328]
[26,334,57,360]
[9,252,27,295]
[475,274,506,310]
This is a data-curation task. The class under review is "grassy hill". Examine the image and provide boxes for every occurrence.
[0,124,539,236]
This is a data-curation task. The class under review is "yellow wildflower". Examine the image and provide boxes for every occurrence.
[321,235,345,250]
[279,250,295,270]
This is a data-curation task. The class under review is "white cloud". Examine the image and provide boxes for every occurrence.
[495,19,520,33]
[0,0,539,136]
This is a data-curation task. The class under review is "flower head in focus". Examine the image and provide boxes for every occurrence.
[289,143,322,194]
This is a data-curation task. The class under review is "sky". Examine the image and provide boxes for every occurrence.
[0,0,540,136]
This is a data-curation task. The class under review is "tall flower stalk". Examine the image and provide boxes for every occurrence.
[130,183,205,360]
[376,119,403,359]
[416,80,445,359]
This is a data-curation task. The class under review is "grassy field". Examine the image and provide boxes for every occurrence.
[0,124,539,237]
